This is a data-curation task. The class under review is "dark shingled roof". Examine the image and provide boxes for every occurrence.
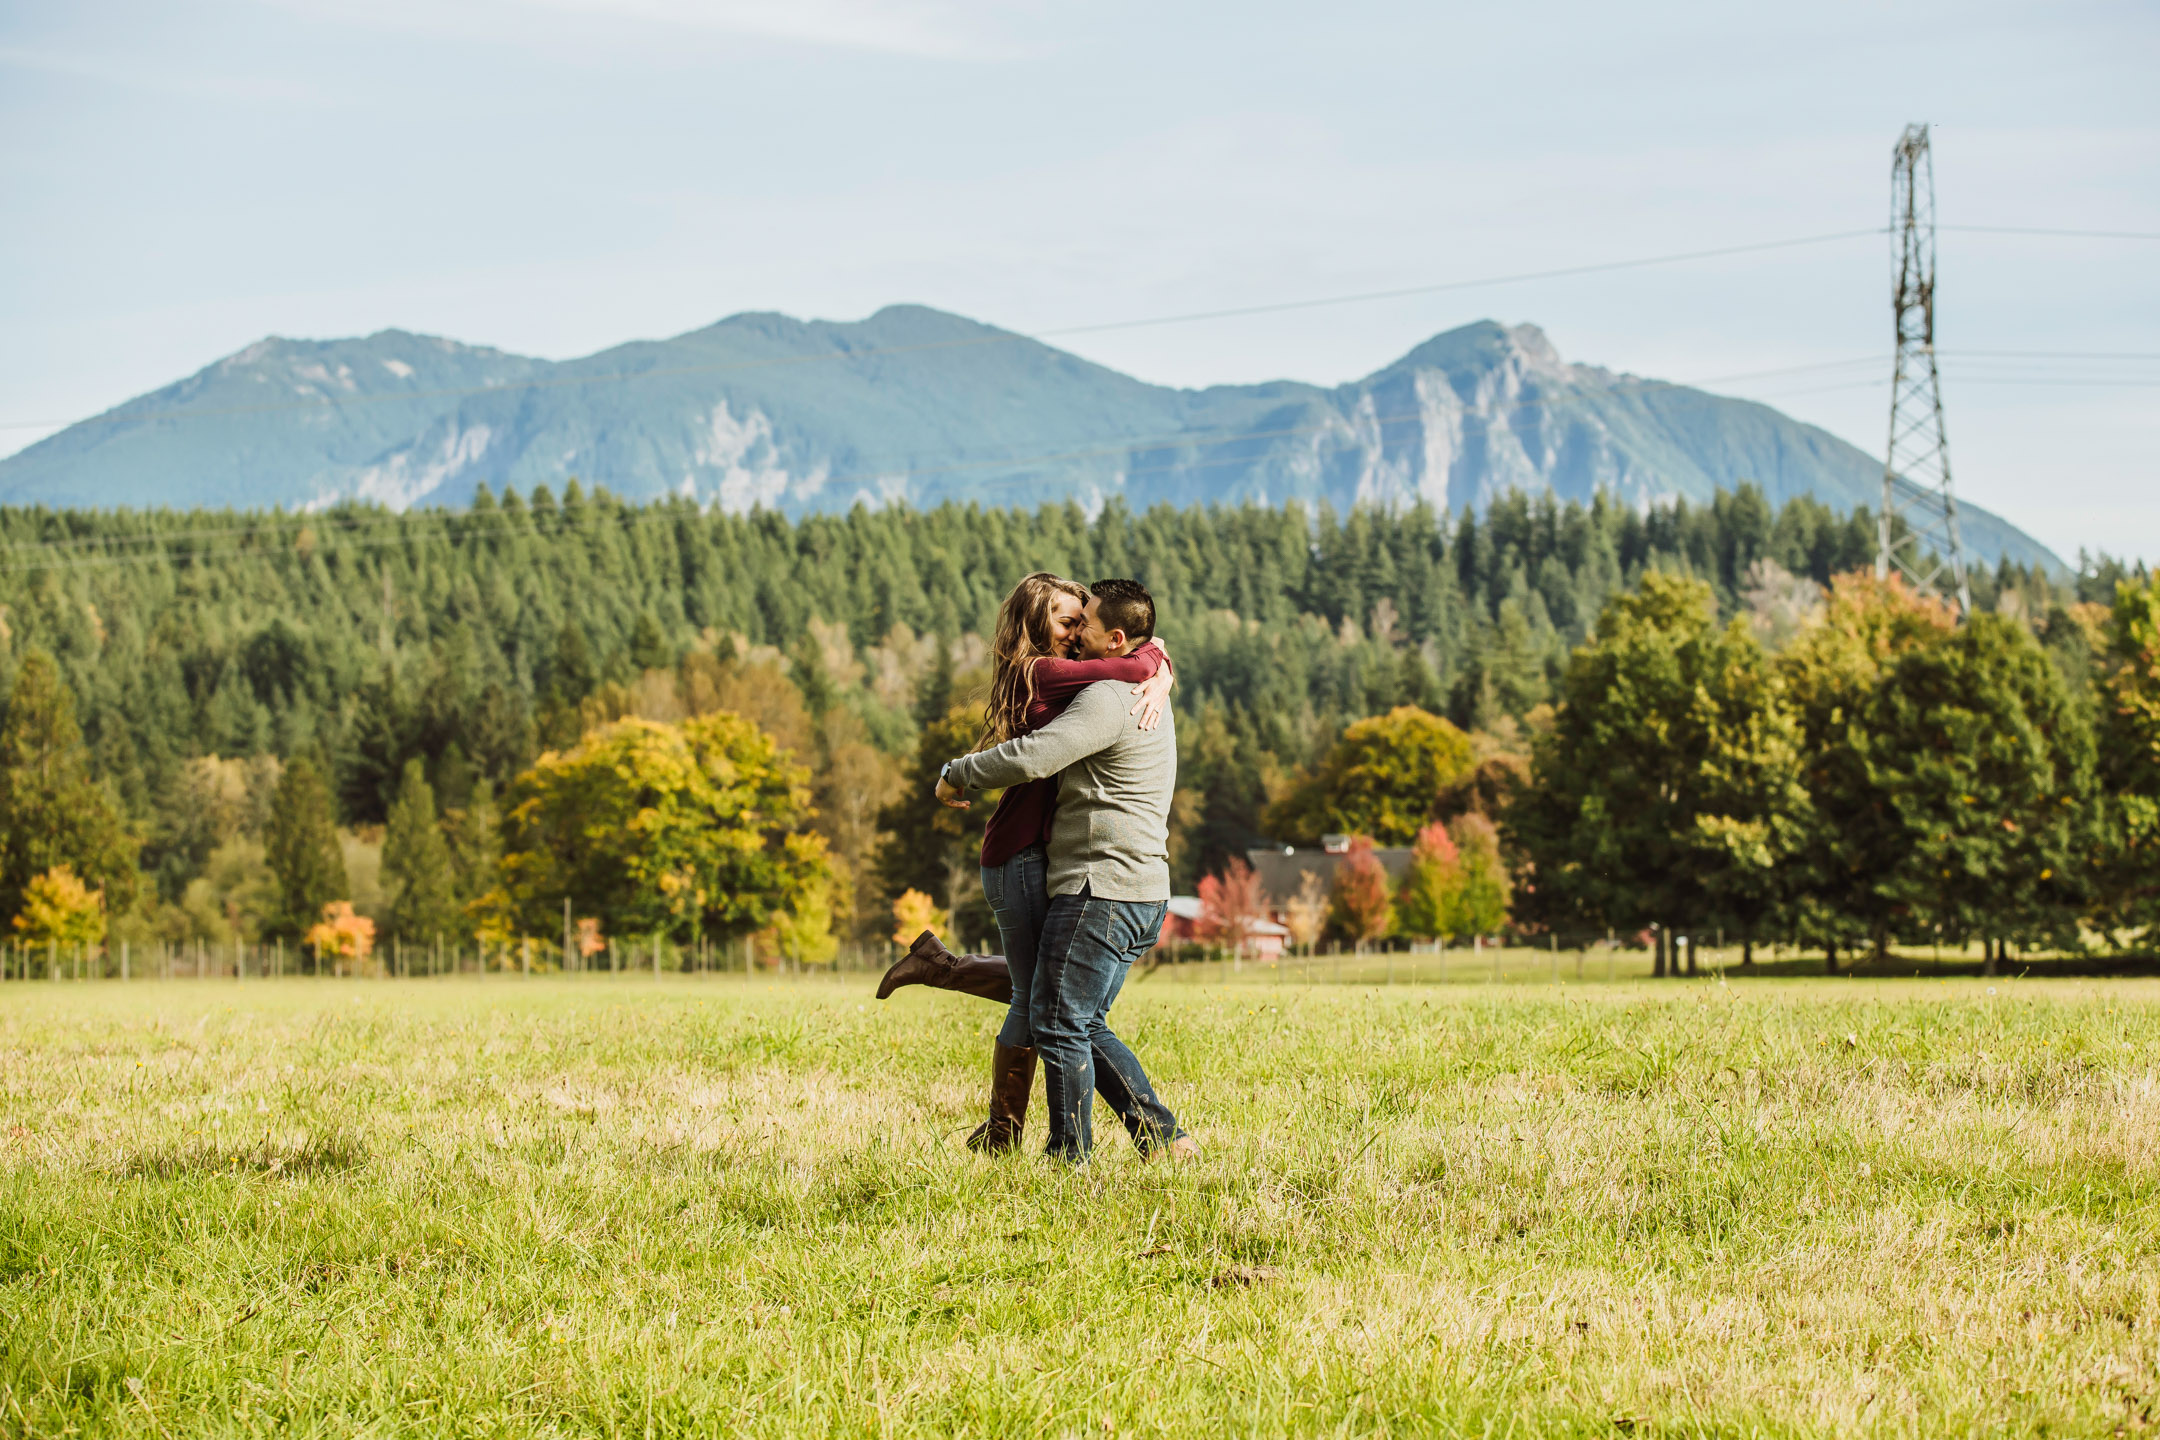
[1245,846,1414,907]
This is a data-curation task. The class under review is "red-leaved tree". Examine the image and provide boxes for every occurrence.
[1327,836,1393,951]
[1198,858,1271,956]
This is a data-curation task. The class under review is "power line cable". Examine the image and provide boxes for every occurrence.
[3,221,2151,435]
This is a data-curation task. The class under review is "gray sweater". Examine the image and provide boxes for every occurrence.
[945,681,1177,901]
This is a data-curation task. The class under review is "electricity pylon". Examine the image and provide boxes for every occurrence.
[1875,123,1972,614]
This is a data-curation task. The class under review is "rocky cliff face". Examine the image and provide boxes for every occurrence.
[0,307,2060,571]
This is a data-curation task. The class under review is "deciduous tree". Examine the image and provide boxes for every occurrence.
[1268,706,1475,845]
[1394,822,1462,940]
[1197,857,1270,955]
[13,865,105,947]
[1326,836,1393,950]
[492,713,831,944]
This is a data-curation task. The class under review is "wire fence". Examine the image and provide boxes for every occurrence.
[10,935,2030,988]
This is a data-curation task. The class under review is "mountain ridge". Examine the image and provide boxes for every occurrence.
[0,307,2063,572]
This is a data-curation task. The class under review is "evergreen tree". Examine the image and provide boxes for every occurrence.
[538,623,598,749]
[629,612,672,672]
[383,759,461,946]
[265,755,346,944]
[0,649,137,927]
[445,778,502,912]
[872,700,986,938]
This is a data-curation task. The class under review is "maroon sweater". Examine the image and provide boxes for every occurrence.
[977,640,1167,868]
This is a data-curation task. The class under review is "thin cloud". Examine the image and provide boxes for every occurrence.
[0,44,340,105]
[526,0,1039,58]
[267,0,1041,59]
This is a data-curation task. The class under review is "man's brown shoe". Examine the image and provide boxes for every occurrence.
[964,1042,1037,1154]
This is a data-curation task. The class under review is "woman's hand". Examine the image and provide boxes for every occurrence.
[1130,655,1175,731]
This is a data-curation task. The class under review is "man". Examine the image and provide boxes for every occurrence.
[934,579,1192,1163]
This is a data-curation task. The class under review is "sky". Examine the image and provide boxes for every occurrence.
[2,0,2156,563]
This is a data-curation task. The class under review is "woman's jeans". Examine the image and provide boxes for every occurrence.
[981,850,1180,1155]
[980,845,1050,1051]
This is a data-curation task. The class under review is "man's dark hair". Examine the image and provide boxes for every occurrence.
[1089,578,1155,644]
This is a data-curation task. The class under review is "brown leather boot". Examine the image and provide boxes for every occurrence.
[875,930,1013,1003]
[965,1042,1037,1153]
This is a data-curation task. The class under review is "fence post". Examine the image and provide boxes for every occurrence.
[49,940,57,981]
[653,935,661,978]
[1551,933,1559,985]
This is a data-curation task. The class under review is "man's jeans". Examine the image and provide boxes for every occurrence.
[983,847,1164,1142]
[1031,885,1181,1161]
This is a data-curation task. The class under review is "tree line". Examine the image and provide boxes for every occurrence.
[0,482,2140,966]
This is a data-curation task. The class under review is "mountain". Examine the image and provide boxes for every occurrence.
[0,306,2062,571]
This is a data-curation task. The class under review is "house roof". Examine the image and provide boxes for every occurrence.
[1167,895,1292,936]
[1245,845,1414,905]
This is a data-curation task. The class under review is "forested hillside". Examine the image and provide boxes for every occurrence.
[0,483,2129,961]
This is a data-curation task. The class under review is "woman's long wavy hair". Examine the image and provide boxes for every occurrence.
[979,571,1089,749]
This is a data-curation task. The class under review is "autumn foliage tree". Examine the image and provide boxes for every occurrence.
[13,865,105,948]
[307,900,376,973]
[1268,706,1475,845]
[1197,857,1270,955]
[492,713,833,946]
[1326,836,1393,950]
[1448,812,1512,938]
[1394,822,1462,941]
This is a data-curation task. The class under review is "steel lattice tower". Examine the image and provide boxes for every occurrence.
[1875,123,1972,613]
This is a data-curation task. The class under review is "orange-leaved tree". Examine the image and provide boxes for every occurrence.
[306,901,376,971]
[1326,837,1393,951]
[1394,822,1461,941]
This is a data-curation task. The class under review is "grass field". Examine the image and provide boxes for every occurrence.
[3,966,2156,1437]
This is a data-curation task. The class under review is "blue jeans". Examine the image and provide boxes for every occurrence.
[980,845,1050,1051]
[1032,885,1181,1161]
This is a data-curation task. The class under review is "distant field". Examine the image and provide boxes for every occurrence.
[2,970,2155,1437]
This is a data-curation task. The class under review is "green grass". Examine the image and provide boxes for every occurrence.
[2,969,2156,1437]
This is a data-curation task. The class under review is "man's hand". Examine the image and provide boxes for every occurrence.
[935,774,971,809]
[1129,647,1175,730]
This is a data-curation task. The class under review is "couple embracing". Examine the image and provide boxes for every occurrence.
[877,574,1194,1165]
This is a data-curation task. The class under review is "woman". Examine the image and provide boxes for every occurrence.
[876,571,1173,1153]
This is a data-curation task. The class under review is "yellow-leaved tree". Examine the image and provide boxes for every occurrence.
[13,865,105,948]
[486,714,834,951]
[890,888,947,944]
